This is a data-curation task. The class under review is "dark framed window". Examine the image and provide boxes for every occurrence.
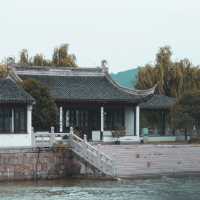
[104,107,124,130]
[90,109,100,130]
[63,107,99,132]
[14,107,27,133]
[66,109,89,128]
[0,107,12,133]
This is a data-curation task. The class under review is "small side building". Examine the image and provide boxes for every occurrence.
[0,76,34,147]
[140,95,176,142]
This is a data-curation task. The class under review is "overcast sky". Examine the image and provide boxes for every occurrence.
[0,0,200,72]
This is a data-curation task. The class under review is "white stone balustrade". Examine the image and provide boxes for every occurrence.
[32,127,116,177]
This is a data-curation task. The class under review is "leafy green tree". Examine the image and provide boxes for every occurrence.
[33,54,52,66]
[52,44,77,67]
[171,90,200,137]
[0,64,9,78]
[137,46,200,133]
[33,54,44,66]
[19,49,29,65]
[136,46,200,98]
[22,79,58,131]
[18,44,77,68]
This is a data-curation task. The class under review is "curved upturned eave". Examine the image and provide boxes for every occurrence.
[105,72,156,97]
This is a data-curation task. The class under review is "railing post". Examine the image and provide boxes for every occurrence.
[112,160,117,177]
[84,143,87,159]
[70,127,74,135]
[83,134,88,159]
[84,134,87,142]
[97,144,101,171]
[69,127,73,147]
[50,126,55,146]
[31,127,35,147]
[50,126,55,133]
[50,134,55,146]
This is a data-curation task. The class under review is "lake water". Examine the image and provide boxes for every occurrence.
[0,176,200,200]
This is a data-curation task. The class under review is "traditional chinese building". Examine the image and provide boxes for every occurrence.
[14,65,155,143]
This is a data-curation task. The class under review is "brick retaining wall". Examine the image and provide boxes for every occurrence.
[0,147,81,181]
[1,144,200,180]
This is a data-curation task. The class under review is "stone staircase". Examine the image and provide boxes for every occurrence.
[97,144,200,178]
[33,130,116,178]
[69,133,116,177]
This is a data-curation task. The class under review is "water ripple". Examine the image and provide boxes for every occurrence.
[0,177,200,200]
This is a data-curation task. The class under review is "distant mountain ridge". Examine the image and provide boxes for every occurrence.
[110,68,139,89]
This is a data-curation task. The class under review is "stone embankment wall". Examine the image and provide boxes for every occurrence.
[99,144,200,178]
[1,144,200,181]
[0,147,83,181]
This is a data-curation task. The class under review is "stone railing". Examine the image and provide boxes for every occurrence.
[32,128,116,177]
[32,132,69,147]
[69,130,116,177]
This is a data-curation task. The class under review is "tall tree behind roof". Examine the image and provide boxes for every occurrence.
[22,79,58,131]
[0,64,9,78]
[32,53,52,66]
[33,54,44,66]
[52,44,77,67]
[136,46,200,98]
[171,90,200,133]
[17,44,77,67]
[19,49,29,65]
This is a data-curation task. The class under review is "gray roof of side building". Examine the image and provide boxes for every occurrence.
[0,77,34,104]
[15,66,155,104]
[140,95,176,110]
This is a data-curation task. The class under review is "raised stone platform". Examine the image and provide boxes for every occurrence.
[98,144,200,178]
[1,144,200,181]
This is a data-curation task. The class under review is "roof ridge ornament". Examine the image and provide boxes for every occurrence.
[8,67,23,82]
[101,59,109,73]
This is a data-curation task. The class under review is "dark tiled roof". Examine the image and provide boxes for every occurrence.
[0,77,34,104]
[140,95,176,110]
[19,74,146,103]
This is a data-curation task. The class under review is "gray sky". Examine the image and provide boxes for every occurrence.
[0,0,200,72]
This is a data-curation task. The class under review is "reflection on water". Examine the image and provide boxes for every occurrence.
[0,176,200,200]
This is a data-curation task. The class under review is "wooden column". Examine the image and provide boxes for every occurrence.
[136,106,140,138]
[11,108,14,133]
[27,105,32,134]
[59,106,63,133]
[100,106,104,140]
[161,111,166,135]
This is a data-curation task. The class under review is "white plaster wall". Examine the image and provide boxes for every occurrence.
[0,134,32,147]
[125,106,135,136]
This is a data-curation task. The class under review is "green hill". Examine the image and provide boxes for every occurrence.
[111,68,139,89]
